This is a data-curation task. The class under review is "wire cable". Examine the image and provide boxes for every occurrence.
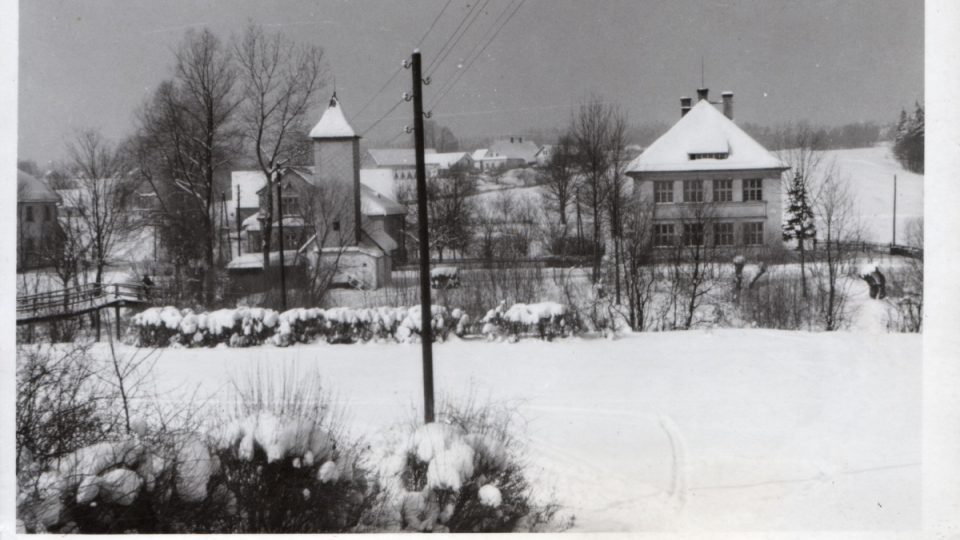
[423,0,482,74]
[425,0,492,77]
[349,0,452,123]
[428,0,526,111]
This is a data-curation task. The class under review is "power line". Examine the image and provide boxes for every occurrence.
[349,0,453,123]
[417,0,454,48]
[428,0,526,111]
[428,0,522,109]
[360,98,406,137]
[423,0,482,74]
[425,0,492,77]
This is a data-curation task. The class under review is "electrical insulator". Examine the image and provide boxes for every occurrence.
[423,111,433,119]
[402,92,413,102]
[402,59,411,69]
[422,76,431,86]
[404,126,413,134]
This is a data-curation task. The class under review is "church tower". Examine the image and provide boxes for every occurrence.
[309,93,362,246]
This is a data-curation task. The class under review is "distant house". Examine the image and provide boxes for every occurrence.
[424,151,473,176]
[363,148,437,182]
[17,170,62,270]
[487,137,539,168]
[471,148,508,172]
[625,89,788,251]
[535,144,554,166]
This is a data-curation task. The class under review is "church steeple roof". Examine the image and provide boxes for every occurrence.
[309,92,358,139]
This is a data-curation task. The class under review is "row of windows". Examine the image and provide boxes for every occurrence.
[653,179,763,203]
[19,205,53,223]
[688,152,729,160]
[653,221,764,247]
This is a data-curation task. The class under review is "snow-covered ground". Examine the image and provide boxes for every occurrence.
[114,301,919,531]
[821,145,923,244]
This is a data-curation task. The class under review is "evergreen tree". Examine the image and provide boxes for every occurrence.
[893,104,923,173]
[783,171,816,297]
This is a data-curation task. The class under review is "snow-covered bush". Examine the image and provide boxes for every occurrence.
[481,301,579,341]
[378,400,566,532]
[208,369,379,532]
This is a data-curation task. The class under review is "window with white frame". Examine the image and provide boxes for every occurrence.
[683,180,704,203]
[654,181,673,203]
[654,223,675,247]
[713,178,733,202]
[714,222,734,246]
[742,178,763,201]
[683,223,705,246]
[743,221,764,245]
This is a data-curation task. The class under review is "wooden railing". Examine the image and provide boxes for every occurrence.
[16,282,154,323]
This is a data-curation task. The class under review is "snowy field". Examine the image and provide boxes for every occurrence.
[110,311,920,531]
[823,145,924,244]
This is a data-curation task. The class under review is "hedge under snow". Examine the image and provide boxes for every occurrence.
[128,305,471,348]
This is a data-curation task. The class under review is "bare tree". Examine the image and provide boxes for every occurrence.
[813,169,861,331]
[541,133,577,229]
[619,196,656,331]
[234,23,326,275]
[298,178,354,303]
[660,201,720,330]
[571,97,624,282]
[134,29,240,306]
[65,129,137,289]
[604,113,629,304]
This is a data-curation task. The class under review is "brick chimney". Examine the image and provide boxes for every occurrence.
[696,88,709,101]
[722,91,734,120]
[510,136,514,143]
[680,96,692,117]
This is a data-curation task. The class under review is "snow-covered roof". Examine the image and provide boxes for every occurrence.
[366,148,437,167]
[471,149,488,160]
[18,170,61,203]
[489,139,539,164]
[309,94,357,139]
[227,250,303,270]
[360,168,395,200]
[360,184,405,216]
[626,99,786,173]
[242,213,263,231]
[424,152,471,169]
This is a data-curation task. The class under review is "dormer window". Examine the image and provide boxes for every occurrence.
[689,152,728,160]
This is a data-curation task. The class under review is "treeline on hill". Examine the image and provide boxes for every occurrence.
[740,121,884,151]
[892,103,924,173]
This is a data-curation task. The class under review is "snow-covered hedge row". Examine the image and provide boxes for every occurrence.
[129,305,470,348]
[130,306,280,348]
[480,301,580,341]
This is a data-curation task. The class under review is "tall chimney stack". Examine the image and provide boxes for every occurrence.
[722,91,734,120]
[696,88,709,101]
[680,96,692,117]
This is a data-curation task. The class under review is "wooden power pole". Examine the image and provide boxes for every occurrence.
[410,50,435,424]
[276,176,287,312]
[892,174,897,246]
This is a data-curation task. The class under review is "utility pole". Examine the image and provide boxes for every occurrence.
[409,49,435,424]
[276,175,288,311]
[235,185,242,257]
[892,174,897,246]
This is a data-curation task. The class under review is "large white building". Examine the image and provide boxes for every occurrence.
[626,89,788,251]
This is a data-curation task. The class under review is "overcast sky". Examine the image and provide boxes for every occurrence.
[18,0,923,165]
